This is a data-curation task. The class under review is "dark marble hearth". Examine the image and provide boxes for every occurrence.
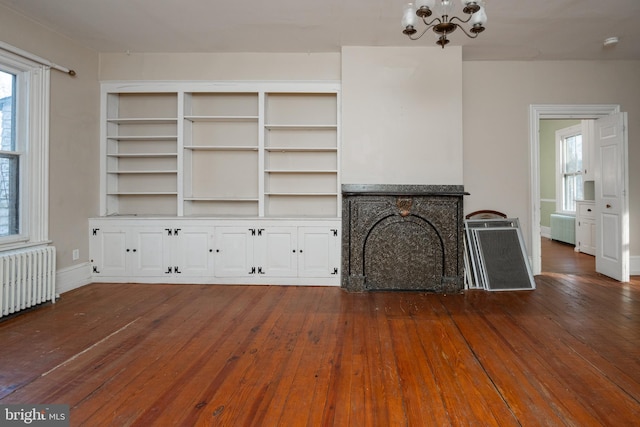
[341,184,467,293]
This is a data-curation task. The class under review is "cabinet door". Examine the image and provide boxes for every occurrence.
[91,227,130,276]
[255,227,297,277]
[174,227,214,277]
[298,227,340,278]
[133,228,172,276]
[214,227,254,277]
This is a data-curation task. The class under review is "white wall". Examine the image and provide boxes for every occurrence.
[341,46,463,185]
[463,60,640,260]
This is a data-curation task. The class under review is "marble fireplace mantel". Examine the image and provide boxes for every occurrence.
[341,184,468,293]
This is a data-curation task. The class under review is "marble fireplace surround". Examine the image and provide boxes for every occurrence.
[341,184,467,293]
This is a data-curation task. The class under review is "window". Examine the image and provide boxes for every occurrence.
[0,49,50,249]
[0,70,19,237]
[556,124,583,214]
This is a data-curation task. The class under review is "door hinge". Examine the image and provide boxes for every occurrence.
[257,228,264,236]
[331,229,338,237]
[250,228,256,236]
[249,266,256,274]
[332,267,338,275]
[174,228,181,236]
[92,228,99,236]
[258,266,265,274]
[92,266,100,274]
[166,228,173,236]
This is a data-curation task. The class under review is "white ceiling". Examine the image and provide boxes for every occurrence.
[1,0,639,61]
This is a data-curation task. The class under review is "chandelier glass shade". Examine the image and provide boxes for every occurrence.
[402,0,487,48]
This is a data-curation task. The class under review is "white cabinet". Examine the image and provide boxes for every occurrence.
[298,226,340,277]
[90,218,340,285]
[213,224,340,281]
[90,226,171,277]
[90,220,214,281]
[214,226,298,278]
[575,200,596,256]
[581,120,595,181]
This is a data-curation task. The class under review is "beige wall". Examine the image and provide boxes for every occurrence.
[0,5,100,271]
[463,60,640,257]
[341,46,463,184]
[99,52,341,81]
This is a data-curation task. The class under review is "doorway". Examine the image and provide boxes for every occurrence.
[539,119,595,274]
[529,104,625,277]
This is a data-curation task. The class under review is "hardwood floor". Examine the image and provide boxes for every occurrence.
[1,250,638,426]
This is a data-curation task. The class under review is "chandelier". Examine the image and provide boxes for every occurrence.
[402,0,487,48]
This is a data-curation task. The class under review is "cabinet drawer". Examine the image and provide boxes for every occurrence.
[578,202,595,220]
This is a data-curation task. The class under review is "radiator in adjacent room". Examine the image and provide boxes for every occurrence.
[550,214,576,245]
[0,246,56,318]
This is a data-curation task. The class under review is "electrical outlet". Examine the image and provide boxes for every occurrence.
[72,249,80,261]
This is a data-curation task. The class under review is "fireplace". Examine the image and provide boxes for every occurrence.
[341,184,467,293]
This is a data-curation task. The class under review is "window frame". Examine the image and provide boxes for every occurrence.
[0,49,50,250]
[555,123,583,215]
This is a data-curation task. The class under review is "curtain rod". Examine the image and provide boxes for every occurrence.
[0,41,76,76]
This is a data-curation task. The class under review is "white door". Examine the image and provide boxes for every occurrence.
[134,228,171,276]
[214,227,254,277]
[594,112,629,282]
[256,227,297,277]
[175,228,214,277]
[298,227,340,278]
[91,227,129,276]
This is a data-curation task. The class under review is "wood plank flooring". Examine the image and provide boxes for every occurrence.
[1,240,638,426]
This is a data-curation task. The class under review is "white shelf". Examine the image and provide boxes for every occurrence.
[265,124,337,130]
[265,169,337,174]
[265,192,338,196]
[265,147,337,152]
[185,146,258,151]
[108,191,178,195]
[107,153,178,158]
[107,135,178,141]
[185,115,258,122]
[184,197,259,202]
[107,118,177,124]
[107,170,178,174]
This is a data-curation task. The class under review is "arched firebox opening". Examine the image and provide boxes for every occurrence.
[363,214,445,291]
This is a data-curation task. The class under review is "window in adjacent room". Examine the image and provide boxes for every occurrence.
[0,49,50,249]
[556,124,583,214]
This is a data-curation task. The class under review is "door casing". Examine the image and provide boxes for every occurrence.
[529,104,621,276]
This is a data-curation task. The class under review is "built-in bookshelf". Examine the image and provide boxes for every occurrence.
[100,82,340,218]
[104,92,179,216]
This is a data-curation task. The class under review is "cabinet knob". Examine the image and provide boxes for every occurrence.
[587,208,592,212]
[292,249,296,253]
[606,204,612,209]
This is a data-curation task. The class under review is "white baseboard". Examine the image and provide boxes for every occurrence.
[56,262,92,295]
[540,226,551,239]
[631,256,640,276]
